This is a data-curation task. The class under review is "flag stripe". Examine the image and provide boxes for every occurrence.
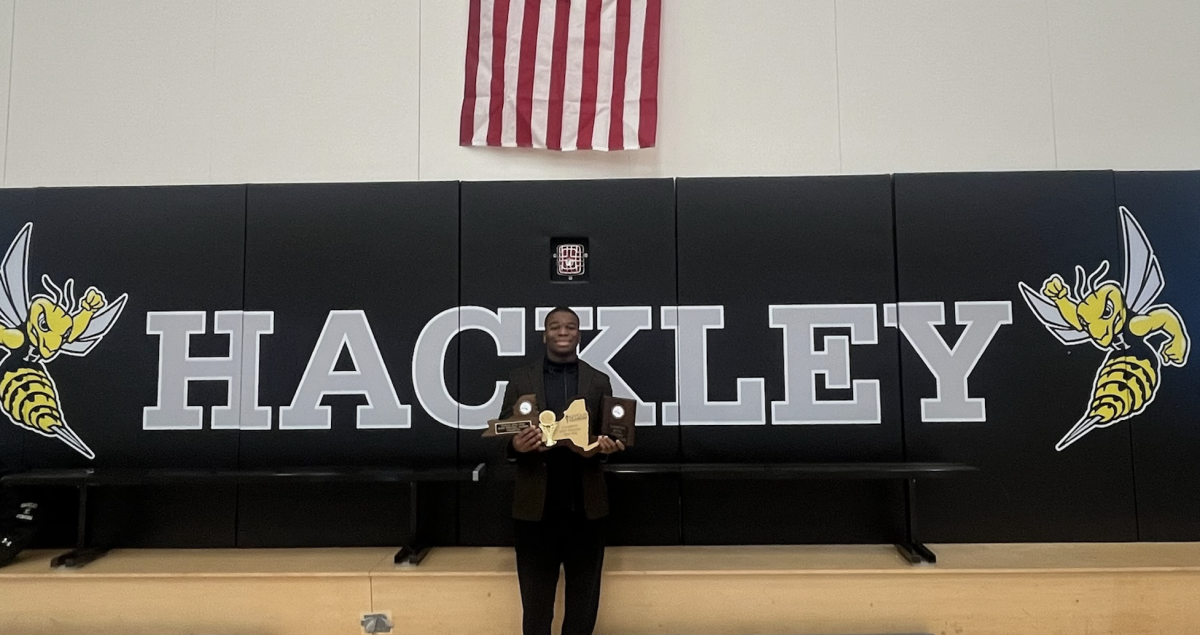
[545,0,572,150]
[623,0,646,149]
[499,0,524,146]
[486,0,511,146]
[560,0,588,150]
[591,0,617,150]
[529,0,557,147]
[460,0,483,146]
[607,0,631,151]
[638,0,661,148]
[514,0,541,147]
[575,0,603,150]
[549,0,576,150]
[472,0,496,145]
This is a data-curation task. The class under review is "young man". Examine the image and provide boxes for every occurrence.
[498,306,625,635]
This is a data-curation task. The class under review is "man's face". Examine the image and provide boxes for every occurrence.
[544,311,581,357]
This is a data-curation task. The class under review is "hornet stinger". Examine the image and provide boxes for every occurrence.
[0,223,127,459]
[1019,207,1189,452]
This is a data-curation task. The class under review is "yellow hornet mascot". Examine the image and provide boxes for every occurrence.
[0,223,127,459]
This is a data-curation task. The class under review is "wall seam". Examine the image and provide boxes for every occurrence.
[833,0,843,174]
[3,0,18,186]
[417,0,423,181]
[208,0,219,182]
[1044,0,1060,169]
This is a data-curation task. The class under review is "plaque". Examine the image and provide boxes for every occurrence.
[482,394,538,437]
[600,396,636,447]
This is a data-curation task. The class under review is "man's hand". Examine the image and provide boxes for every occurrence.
[596,436,625,454]
[511,425,545,453]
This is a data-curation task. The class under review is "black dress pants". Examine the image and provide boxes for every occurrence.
[514,511,606,635]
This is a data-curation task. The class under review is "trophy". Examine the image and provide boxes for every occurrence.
[486,396,605,455]
[555,400,598,451]
[526,399,599,453]
[537,411,558,446]
[482,394,539,437]
[601,396,636,447]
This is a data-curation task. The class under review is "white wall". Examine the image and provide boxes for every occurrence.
[2,0,1198,187]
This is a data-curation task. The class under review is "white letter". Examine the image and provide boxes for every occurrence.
[579,307,656,425]
[662,306,765,426]
[884,301,1011,422]
[412,306,526,429]
[144,311,272,430]
[770,304,880,424]
[279,310,409,430]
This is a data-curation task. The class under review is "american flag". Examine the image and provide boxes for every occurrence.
[460,0,662,151]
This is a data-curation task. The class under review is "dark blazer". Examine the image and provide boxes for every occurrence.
[498,358,613,521]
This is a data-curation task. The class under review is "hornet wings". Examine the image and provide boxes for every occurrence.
[0,222,128,355]
[1018,207,1163,346]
